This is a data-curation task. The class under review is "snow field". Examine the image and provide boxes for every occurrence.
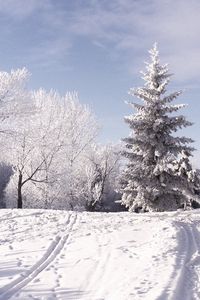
[0,209,200,299]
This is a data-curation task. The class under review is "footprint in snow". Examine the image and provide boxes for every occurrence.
[162,227,168,230]
[17,260,22,266]
[9,245,13,250]
[152,255,158,260]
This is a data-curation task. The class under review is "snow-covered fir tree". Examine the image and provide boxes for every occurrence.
[121,44,200,212]
[175,150,200,208]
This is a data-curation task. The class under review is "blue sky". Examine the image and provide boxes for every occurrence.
[0,0,200,163]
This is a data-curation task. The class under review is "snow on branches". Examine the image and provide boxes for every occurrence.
[120,44,200,212]
[0,72,120,211]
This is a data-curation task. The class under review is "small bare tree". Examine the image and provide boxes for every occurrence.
[85,144,121,211]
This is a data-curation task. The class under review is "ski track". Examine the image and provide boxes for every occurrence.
[0,211,44,223]
[91,230,120,300]
[2,210,200,299]
[157,217,200,300]
[0,212,78,300]
[85,231,113,299]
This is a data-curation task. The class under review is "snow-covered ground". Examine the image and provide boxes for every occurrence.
[0,209,200,299]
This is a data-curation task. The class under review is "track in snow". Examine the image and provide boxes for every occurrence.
[2,210,200,300]
[157,219,200,300]
[84,232,113,298]
[0,212,78,300]
[0,211,44,223]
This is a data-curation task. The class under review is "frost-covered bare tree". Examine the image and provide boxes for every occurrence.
[0,68,120,211]
[0,163,12,208]
[121,44,199,212]
[54,95,99,210]
[0,68,30,121]
[4,89,64,208]
[0,68,30,206]
[4,89,99,210]
[85,144,121,211]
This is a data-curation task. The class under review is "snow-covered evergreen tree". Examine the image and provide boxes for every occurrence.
[174,150,200,208]
[121,44,199,212]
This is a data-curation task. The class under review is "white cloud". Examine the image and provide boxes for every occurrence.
[0,0,51,18]
[65,0,200,82]
[1,0,200,82]
[24,38,72,69]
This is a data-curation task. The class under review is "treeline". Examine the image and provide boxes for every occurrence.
[1,44,200,213]
[0,68,123,211]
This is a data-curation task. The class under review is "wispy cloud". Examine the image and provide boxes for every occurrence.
[0,0,50,19]
[0,0,200,81]
[66,0,200,82]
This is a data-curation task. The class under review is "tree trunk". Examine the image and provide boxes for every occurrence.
[17,173,23,209]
